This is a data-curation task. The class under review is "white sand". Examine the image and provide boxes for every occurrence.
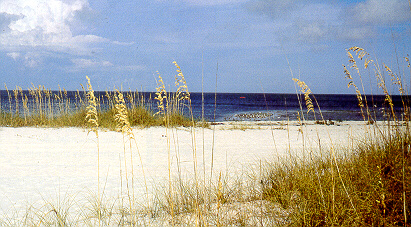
[0,121,378,217]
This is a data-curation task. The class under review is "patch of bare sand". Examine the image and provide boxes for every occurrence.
[0,121,381,224]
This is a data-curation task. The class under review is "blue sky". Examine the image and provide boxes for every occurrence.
[0,0,410,94]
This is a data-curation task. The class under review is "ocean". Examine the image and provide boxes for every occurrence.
[0,90,408,122]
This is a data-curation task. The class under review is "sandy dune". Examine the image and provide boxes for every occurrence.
[0,121,377,217]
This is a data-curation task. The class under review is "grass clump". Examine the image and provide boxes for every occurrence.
[256,46,411,225]
[259,131,410,226]
[0,82,194,129]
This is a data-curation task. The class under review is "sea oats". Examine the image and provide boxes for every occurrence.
[76,89,84,108]
[347,47,373,73]
[348,46,369,60]
[345,47,375,122]
[127,91,135,109]
[114,89,149,218]
[292,78,314,114]
[173,61,190,101]
[13,87,19,115]
[347,51,357,68]
[85,76,99,135]
[344,64,366,121]
[373,66,397,120]
[44,88,53,120]
[386,65,404,95]
[4,84,12,114]
[22,94,29,124]
[114,90,133,138]
[85,76,101,224]
[173,61,191,116]
[343,65,364,108]
[154,72,167,118]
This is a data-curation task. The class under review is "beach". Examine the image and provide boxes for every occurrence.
[0,121,379,222]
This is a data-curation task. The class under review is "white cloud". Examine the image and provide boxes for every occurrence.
[24,55,41,68]
[69,58,146,73]
[246,0,410,44]
[181,0,247,6]
[116,65,146,71]
[112,41,135,46]
[335,26,375,41]
[0,0,108,54]
[351,0,411,24]
[6,51,44,67]
[298,22,327,41]
[71,58,113,69]
[6,52,20,60]
[156,0,247,6]
[246,0,303,18]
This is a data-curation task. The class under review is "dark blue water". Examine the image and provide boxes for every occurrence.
[191,93,408,121]
[0,90,408,122]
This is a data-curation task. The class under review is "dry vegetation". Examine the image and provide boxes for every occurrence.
[0,50,410,227]
[0,78,193,129]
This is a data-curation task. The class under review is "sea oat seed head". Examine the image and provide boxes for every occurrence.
[85,76,99,135]
[292,78,314,114]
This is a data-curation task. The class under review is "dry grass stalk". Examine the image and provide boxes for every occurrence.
[113,89,149,224]
[75,89,83,109]
[173,61,191,118]
[22,94,29,124]
[386,65,404,95]
[44,88,53,123]
[36,85,43,117]
[345,47,372,122]
[292,78,314,114]
[375,65,397,121]
[114,89,139,224]
[386,64,407,121]
[154,72,167,119]
[343,65,366,121]
[127,90,136,110]
[105,90,115,110]
[113,91,132,194]
[291,78,326,122]
[86,76,99,135]
[153,71,175,222]
[348,46,373,69]
[4,84,12,114]
[173,61,190,108]
[172,61,203,224]
[63,88,70,114]
[114,91,132,136]
[12,87,19,115]
[85,76,101,225]
[293,77,358,221]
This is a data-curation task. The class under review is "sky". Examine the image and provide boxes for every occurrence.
[0,0,410,94]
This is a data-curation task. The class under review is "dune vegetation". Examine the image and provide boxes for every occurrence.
[0,51,410,227]
[0,64,194,129]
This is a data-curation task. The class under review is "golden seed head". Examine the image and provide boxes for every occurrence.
[154,72,167,117]
[293,78,314,114]
[85,76,99,135]
[114,90,134,138]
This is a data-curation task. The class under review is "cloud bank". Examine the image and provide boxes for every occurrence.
[0,0,107,51]
[246,0,411,43]
[352,0,411,24]
[0,0,110,68]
